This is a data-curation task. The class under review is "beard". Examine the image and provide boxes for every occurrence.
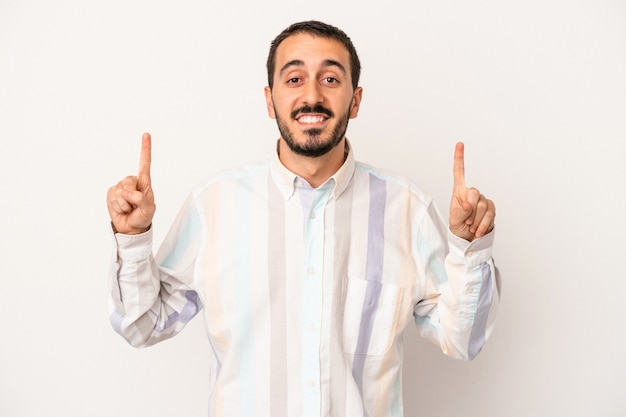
[275,103,351,158]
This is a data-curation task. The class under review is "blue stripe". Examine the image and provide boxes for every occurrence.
[156,291,200,331]
[415,232,447,285]
[161,205,201,269]
[352,174,387,411]
[301,183,328,416]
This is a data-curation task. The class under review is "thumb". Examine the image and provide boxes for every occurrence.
[450,195,472,225]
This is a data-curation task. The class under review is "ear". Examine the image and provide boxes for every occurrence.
[349,87,363,119]
[264,86,276,119]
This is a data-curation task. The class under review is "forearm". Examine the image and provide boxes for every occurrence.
[108,229,200,347]
[439,231,500,359]
[414,223,501,361]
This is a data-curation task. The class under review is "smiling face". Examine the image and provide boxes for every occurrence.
[265,33,362,158]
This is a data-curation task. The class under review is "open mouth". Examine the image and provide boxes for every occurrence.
[291,105,333,127]
[296,114,328,125]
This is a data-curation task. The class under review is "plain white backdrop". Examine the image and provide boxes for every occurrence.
[1,0,625,416]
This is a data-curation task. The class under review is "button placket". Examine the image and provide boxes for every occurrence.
[300,184,330,414]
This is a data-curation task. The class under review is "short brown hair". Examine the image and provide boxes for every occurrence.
[266,20,361,91]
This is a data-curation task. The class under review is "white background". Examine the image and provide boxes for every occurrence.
[1,0,625,416]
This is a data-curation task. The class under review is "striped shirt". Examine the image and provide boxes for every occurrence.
[109,143,501,417]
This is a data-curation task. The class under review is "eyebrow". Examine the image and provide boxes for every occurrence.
[279,59,347,77]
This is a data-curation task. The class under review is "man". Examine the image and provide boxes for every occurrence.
[106,20,500,417]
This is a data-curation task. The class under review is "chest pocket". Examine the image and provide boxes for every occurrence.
[342,278,406,356]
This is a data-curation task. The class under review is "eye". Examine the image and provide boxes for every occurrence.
[323,77,338,84]
[287,77,301,84]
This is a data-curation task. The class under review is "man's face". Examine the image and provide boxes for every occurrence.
[265,33,362,158]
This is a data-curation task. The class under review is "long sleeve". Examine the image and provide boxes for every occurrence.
[413,200,501,360]
[108,195,203,348]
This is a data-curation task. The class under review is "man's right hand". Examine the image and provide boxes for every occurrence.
[106,133,156,234]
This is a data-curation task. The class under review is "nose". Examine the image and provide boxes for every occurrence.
[302,80,324,105]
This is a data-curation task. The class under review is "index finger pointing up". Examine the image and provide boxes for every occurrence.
[453,141,466,189]
[138,132,152,178]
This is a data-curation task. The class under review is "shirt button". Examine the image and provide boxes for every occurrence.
[466,251,474,257]
[309,380,315,388]
[467,287,475,294]
[309,212,316,219]
[308,267,316,276]
[309,324,316,333]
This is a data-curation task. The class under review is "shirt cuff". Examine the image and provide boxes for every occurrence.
[447,228,495,267]
[112,228,153,261]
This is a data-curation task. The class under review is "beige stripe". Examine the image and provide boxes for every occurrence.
[268,175,288,417]
[329,183,354,415]
[374,183,414,416]
[198,185,228,417]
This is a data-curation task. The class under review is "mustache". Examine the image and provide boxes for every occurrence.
[290,105,334,119]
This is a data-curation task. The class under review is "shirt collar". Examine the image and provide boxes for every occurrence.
[270,140,356,200]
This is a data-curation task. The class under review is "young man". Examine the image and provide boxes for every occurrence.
[106,20,500,417]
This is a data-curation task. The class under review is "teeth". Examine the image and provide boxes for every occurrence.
[298,115,326,124]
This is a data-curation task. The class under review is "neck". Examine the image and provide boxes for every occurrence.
[277,138,347,188]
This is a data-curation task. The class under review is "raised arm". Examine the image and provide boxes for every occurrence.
[107,133,202,347]
[414,142,500,360]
